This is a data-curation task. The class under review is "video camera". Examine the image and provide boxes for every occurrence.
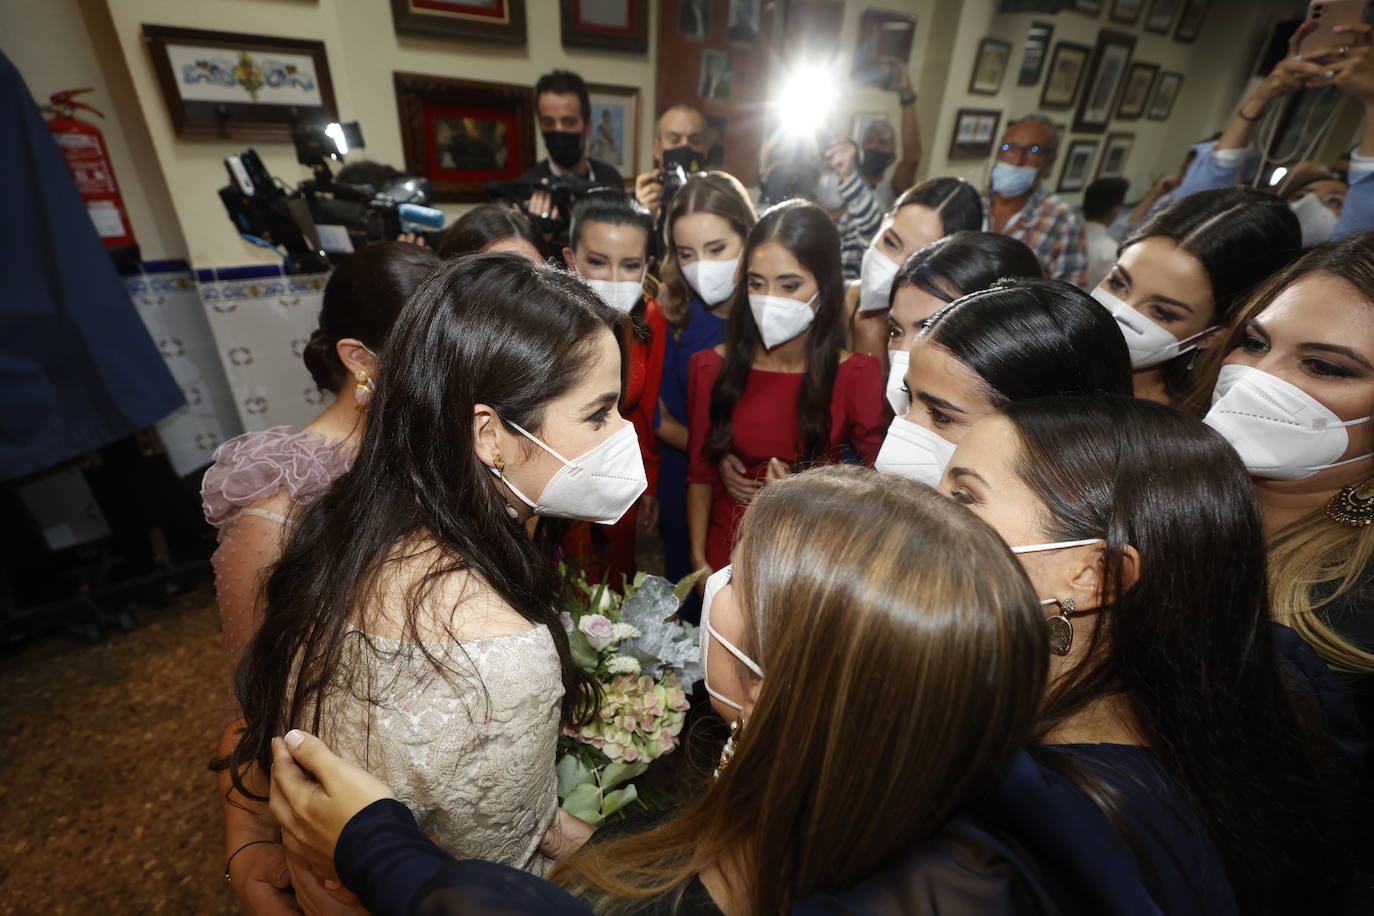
[218,120,445,273]
[484,173,604,240]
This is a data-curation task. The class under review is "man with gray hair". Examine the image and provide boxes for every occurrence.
[984,114,1087,286]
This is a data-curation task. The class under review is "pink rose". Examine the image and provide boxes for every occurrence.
[578,613,615,650]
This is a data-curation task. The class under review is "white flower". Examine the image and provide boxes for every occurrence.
[606,655,642,675]
[610,622,641,643]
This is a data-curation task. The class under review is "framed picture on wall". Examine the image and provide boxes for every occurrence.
[1116,62,1159,120]
[1018,22,1055,87]
[141,25,337,139]
[1058,139,1100,192]
[699,49,732,100]
[1146,70,1184,120]
[1040,41,1092,110]
[969,38,1012,95]
[559,0,648,53]
[1097,132,1135,179]
[389,0,527,44]
[1072,0,1104,15]
[393,72,535,202]
[1074,30,1136,133]
[586,83,641,178]
[1110,0,1144,24]
[727,0,761,46]
[851,8,919,87]
[1144,0,1182,35]
[679,0,710,40]
[948,108,1002,160]
[1174,0,1209,42]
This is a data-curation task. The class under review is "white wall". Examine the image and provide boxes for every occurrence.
[100,0,660,268]
[1,0,187,260]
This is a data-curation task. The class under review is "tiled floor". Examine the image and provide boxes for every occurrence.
[1,585,238,914]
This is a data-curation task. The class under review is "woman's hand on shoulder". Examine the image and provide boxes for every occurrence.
[228,840,298,916]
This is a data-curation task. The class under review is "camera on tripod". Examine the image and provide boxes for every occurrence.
[218,120,445,273]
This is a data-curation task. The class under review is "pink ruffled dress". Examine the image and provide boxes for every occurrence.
[201,426,353,709]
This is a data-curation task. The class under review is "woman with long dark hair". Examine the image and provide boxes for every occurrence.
[1091,186,1299,407]
[686,200,886,574]
[843,176,982,366]
[223,254,645,905]
[201,240,437,913]
[941,394,1355,914]
[882,231,1042,416]
[875,277,1131,487]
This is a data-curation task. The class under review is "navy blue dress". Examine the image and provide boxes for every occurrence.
[656,297,727,617]
[0,51,183,480]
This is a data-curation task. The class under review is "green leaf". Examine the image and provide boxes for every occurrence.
[568,807,604,828]
[601,784,639,818]
[599,759,648,791]
[567,627,599,672]
[556,753,593,800]
[563,781,603,816]
[673,568,706,603]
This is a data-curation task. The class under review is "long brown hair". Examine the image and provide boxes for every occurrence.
[552,465,1048,914]
[1183,231,1374,674]
[660,171,757,328]
[705,201,847,466]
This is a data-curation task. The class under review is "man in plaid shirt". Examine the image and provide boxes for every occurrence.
[983,115,1088,288]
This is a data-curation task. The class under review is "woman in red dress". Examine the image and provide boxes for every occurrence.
[687,200,887,574]
[562,189,664,586]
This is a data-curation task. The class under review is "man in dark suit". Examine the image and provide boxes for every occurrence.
[519,69,623,188]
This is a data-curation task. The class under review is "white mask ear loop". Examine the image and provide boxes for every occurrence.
[1009,537,1104,554]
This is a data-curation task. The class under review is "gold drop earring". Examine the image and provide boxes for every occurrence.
[1046,598,1078,656]
[353,370,374,410]
[493,453,519,520]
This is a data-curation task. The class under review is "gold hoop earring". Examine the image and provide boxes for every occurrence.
[1326,479,1374,527]
[353,370,374,411]
[713,716,743,780]
[1046,598,1078,656]
[493,453,519,520]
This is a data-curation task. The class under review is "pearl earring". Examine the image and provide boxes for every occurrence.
[353,370,374,410]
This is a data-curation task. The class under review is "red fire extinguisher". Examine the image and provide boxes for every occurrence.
[44,88,138,251]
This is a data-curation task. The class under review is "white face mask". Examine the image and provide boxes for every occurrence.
[682,256,740,307]
[858,244,901,314]
[874,415,958,487]
[1204,364,1373,480]
[699,565,763,713]
[1090,287,1217,370]
[1289,193,1338,248]
[583,276,644,315]
[1009,537,1104,555]
[490,417,647,524]
[885,349,910,417]
[815,172,846,211]
[749,291,818,349]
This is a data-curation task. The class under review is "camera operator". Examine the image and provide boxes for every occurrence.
[859,57,922,212]
[518,69,623,224]
[634,104,708,221]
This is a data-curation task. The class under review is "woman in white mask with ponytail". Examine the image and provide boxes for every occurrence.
[686,200,886,575]
[842,177,983,369]
[875,278,1131,488]
[655,173,756,611]
[1192,231,1374,763]
[1092,186,1299,407]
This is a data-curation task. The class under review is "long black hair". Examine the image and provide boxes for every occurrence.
[225,253,608,798]
[438,204,542,260]
[889,177,983,234]
[921,278,1133,403]
[706,200,846,465]
[303,241,439,391]
[1004,394,1353,915]
[890,230,1043,308]
[568,188,656,346]
[1120,186,1300,403]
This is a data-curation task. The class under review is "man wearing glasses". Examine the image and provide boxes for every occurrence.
[984,114,1087,287]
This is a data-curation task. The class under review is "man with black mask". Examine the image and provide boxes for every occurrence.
[859,57,922,212]
[633,103,707,221]
[520,69,623,187]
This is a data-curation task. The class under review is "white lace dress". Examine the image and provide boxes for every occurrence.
[310,624,565,875]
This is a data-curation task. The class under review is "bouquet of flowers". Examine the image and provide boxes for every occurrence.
[555,567,702,827]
